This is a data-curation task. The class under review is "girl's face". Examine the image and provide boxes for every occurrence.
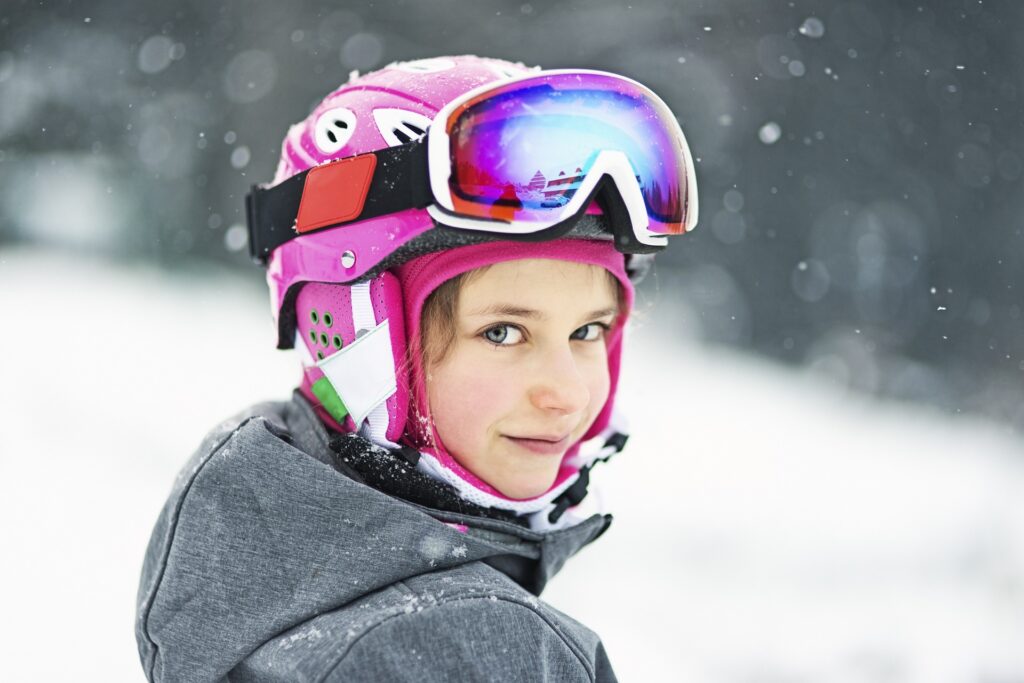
[425,259,620,500]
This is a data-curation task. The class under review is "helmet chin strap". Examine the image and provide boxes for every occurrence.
[544,428,629,526]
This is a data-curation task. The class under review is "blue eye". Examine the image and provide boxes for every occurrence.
[571,323,607,341]
[483,325,523,345]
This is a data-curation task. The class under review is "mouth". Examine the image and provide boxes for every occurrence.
[502,433,572,456]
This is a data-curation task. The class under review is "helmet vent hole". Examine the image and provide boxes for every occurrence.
[486,62,530,80]
[394,58,456,74]
[320,332,329,347]
[323,312,333,327]
[332,334,343,349]
[373,109,432,148]
[310,310,319,324]
[314,107,356,153]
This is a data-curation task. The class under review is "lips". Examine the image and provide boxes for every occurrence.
[502,433,571,456]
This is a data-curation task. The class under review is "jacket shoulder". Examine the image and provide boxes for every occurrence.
[135,401,327,682]
[235,563,617,683]
[326,595,601,682]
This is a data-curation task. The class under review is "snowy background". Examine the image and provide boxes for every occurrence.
[2,0,1024,681]
[3,0,1024,425]
[1,248,1022,682]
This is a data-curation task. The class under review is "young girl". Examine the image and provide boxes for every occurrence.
[135,55,697,682]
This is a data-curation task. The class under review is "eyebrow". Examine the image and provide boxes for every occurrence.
[466,304,619,320]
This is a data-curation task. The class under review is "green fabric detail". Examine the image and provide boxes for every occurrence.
[312,377,349,423]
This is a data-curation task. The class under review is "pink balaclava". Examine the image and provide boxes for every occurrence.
[393,238,635,511]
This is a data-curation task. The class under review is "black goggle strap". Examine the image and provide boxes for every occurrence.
[548,431,629,524]
[245,137,431,264]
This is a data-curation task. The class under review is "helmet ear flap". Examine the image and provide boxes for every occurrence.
[293,274,409,444]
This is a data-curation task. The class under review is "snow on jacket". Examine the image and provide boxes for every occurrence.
[135,393,618,682]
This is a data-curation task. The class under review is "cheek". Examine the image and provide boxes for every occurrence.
[587,358,611,415]
[591,365,611,405]
[578,345,612,408]
[426,351,518,445]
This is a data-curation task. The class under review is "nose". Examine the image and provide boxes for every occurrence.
[528,344,591,416]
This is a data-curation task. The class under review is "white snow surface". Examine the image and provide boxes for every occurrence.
[1,246,1022,682]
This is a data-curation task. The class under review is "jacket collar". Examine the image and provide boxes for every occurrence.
[284,391,612,593]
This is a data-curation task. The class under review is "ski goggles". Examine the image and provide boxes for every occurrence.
[247,69,698,263]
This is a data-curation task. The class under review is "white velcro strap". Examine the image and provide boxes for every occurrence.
[294,329,315,367]
[350,282,376,334]
[317,319,397,429]
[360,402,396,448]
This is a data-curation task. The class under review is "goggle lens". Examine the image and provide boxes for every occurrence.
[446,73,689,233]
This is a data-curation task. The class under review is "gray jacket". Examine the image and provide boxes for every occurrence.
[135,395,618,682]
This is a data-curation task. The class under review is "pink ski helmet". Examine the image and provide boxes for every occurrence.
[252,55,693,512]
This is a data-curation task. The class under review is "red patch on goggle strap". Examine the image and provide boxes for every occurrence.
[295,153,377,234]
